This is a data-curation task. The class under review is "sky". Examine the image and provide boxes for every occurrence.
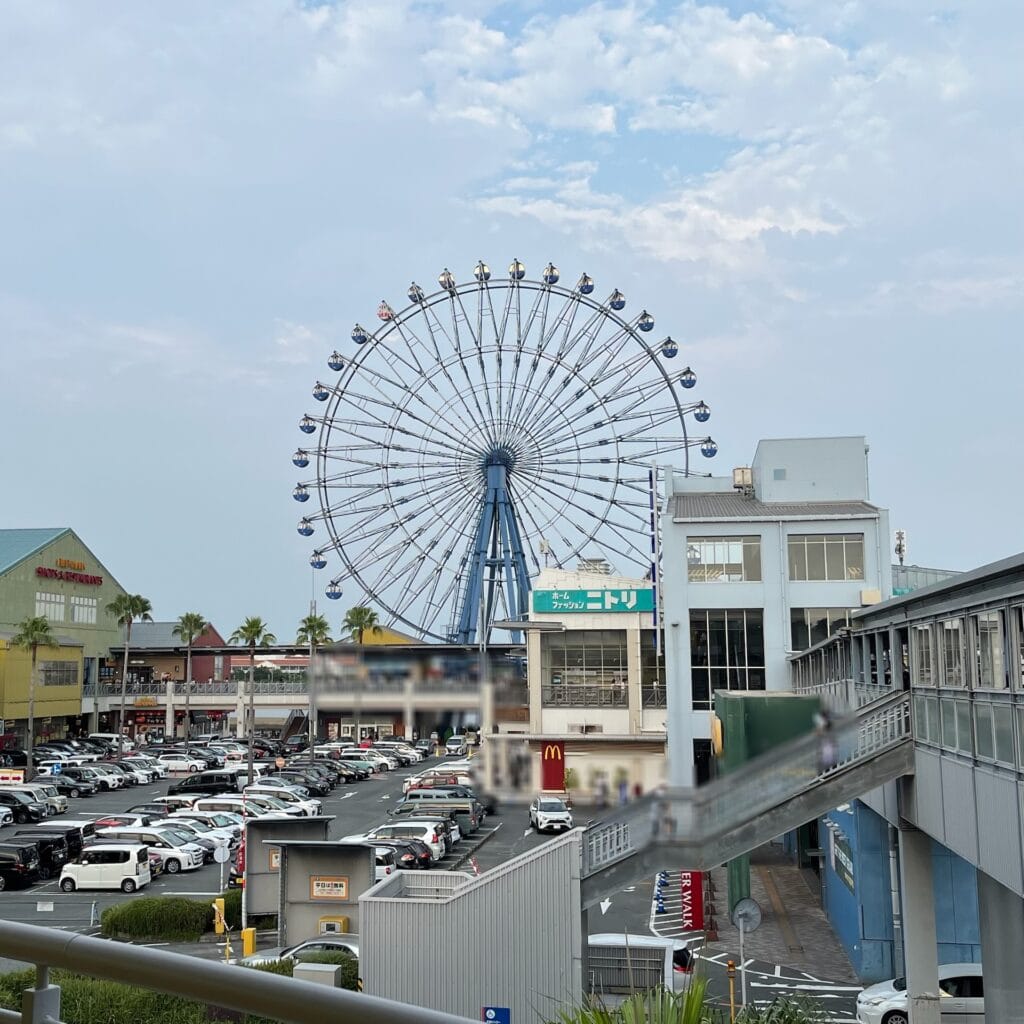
[1,0,1020,642]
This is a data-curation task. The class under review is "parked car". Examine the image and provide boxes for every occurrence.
[366,820,446,861]
[93,814,157,830]
[21,825,86,862]
[855,962,983,1024]
[445,736,468,757]
[371,837,431,870]
[0,841,42,888]
[59,843,151,893]
[58,766,112,792]
[529,796,573,833]
[0,808,13,828]
[0,790,47,824]
[157,753,208,774]
[235,936,359,967]
[170,810,243,842]
[97,828,204,874]
[49,774,97,799]
[9,833,68,880]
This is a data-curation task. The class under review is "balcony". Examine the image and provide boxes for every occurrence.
[542,684,628,708]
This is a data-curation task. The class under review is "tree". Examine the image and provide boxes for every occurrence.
[11,616,56,782]
[172,612,207,753]
[297,613,332,761]
[343,606,382,645]
[229,616,277,783]
[106,594,153,757]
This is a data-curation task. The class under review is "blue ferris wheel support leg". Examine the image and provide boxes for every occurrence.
[455,460,531,645]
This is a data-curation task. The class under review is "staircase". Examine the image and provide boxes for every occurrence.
[579,690,913,907]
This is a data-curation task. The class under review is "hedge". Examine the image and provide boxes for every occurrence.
[100,888,248,941]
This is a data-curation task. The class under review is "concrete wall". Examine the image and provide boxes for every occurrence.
[752,437,870,503]
[361,831,582,1023]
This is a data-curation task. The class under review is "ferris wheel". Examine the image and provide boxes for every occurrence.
[292,259,717,644]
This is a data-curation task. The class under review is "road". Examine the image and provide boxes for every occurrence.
[0,762,863,1018]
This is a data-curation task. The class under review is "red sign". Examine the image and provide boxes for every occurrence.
[540,741,565,791]
[36,566,103,586]
[679,871,705,931]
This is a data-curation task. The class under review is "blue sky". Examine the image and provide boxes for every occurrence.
[1,1,1020,640]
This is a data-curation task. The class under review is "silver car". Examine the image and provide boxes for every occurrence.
[235,936,359,967]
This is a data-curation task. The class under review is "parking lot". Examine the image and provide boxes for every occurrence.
[0,753,506,935]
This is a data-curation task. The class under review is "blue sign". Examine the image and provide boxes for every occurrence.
[482,1009,510,1024]
[50,763,61,775]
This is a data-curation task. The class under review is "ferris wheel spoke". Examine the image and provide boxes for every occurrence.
[455,286,499,430]
[503,284,552,431]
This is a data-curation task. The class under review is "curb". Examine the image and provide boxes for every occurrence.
[453,821,503,870]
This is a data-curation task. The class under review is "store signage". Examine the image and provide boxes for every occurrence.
[532,589,654,613]
[269,850,280,871]
[56,558,86,571]
[310,875,349,900]
[679,871,705,930]
[36,566,103,586]
[831,830,855,893]
[540,741,565,791]
[0,769,26,784]
[134,697,158,707]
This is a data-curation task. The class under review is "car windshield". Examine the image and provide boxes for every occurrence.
[539,800,567,812]
[892,977,906,991]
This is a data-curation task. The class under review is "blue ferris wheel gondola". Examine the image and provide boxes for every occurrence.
[293,258,718,645]
[293,449,310,468]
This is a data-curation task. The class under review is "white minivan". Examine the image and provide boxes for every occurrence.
[88,733,134,751]
[60,843,152,893]
[99,828,204,874]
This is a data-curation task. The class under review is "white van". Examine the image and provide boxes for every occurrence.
[60,843,152,893]
[99,828,204,874]
[445,737,468,757]
[587,934,694,992]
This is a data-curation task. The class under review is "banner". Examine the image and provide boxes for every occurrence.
[540,741,565,791]
[679,871,705,931]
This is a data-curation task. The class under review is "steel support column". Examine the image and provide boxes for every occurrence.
[896,826,940,1024]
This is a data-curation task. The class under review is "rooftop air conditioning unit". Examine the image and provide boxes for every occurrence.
[733,467,753,495]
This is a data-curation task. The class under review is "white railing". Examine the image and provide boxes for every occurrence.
[0,920,476,1024]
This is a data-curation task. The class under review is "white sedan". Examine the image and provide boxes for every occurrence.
[156,753,207,773]
[855,962,983,1023]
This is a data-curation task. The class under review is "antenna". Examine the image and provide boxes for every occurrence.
[895,529,907,567]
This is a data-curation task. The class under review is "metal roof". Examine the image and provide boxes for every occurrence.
[672,494,880,521]
[0,528,69,575]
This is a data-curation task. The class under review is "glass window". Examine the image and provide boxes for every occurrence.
[70,596,98,625]
[687,536,762,582]
[787,535,864,581]
[542,630,628,706]
[941,699,957,749]
[956,701,972,754]
[40,661,79,687]
[34,592,65,622]
[789,608,854,652]
[994,706,1014,765]
[974,704,994,760]
[940,619,966,687]
[974,611,1007,689]
[912,625,935,686]
[689,609,765,710]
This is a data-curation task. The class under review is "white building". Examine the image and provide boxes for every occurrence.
[660,437,891,785]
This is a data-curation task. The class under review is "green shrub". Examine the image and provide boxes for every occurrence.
[736,996,829,1023]
[222,886,243,924]
[101,896,212,941]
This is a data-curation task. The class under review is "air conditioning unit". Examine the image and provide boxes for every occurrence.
[860,589,882,606]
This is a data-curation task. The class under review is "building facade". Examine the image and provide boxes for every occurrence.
[661,437,891,783]
[0,528,126,745]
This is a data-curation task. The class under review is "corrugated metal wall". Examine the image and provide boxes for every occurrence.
[361,831,582,1023]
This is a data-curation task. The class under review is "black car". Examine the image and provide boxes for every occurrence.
[0,790,47,824]
[49,774,97,799]
[60,766,112,791]
[372,837,431,870]
[273,771,328,797]
[8,834,67,880]
[21,825,85,861]
[0,842,41,889]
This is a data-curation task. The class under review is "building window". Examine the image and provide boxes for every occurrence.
[911,625,935,686]
[640,632,666,708]
[70,596,98,625]
[542,630,628,707]
[687,537,762,582]
[939,618,966,687]
[35,592,65,622]
[39,661,79,687]
[689,609,765,710]
[973,611,1007,689]
[789,608,853,651]
[787,534,864,581]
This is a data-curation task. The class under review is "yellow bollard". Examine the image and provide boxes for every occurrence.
[213,898,225,936]
[241,927,256,958]
[727,960,736,1023]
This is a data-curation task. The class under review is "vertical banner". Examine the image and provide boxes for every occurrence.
[679,871,705,931]
[540,741,565,791]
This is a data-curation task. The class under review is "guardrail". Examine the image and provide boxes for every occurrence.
[0,919,476,1024]
[580,690,913,878]
[542,685,628,708]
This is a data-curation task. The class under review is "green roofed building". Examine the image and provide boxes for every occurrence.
[0,528,127,747]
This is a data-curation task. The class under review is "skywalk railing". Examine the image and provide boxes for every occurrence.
[0,919,475,1024]
[580,689,913,878]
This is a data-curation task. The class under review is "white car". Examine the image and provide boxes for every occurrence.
[124,756,168,778]
[855,962,983,1024]
[157,753,208,773]
[243,785,320,816]
[529,796,573,833]
[99,827,205,874]
[166,814,239,848]
[150,818,231,857]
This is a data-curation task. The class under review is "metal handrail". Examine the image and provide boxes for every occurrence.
[0,920,475,1024]
[580,690,913,876]
[542,684,628,708]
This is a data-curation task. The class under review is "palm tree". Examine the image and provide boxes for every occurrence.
[229,616,277,781]
[343,605,382,645]
[11,616,56,782]
[297,613,332,760]
[106,594,153,757]
[173,612,207,753]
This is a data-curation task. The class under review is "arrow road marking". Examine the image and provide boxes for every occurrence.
[600,899,612,915]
